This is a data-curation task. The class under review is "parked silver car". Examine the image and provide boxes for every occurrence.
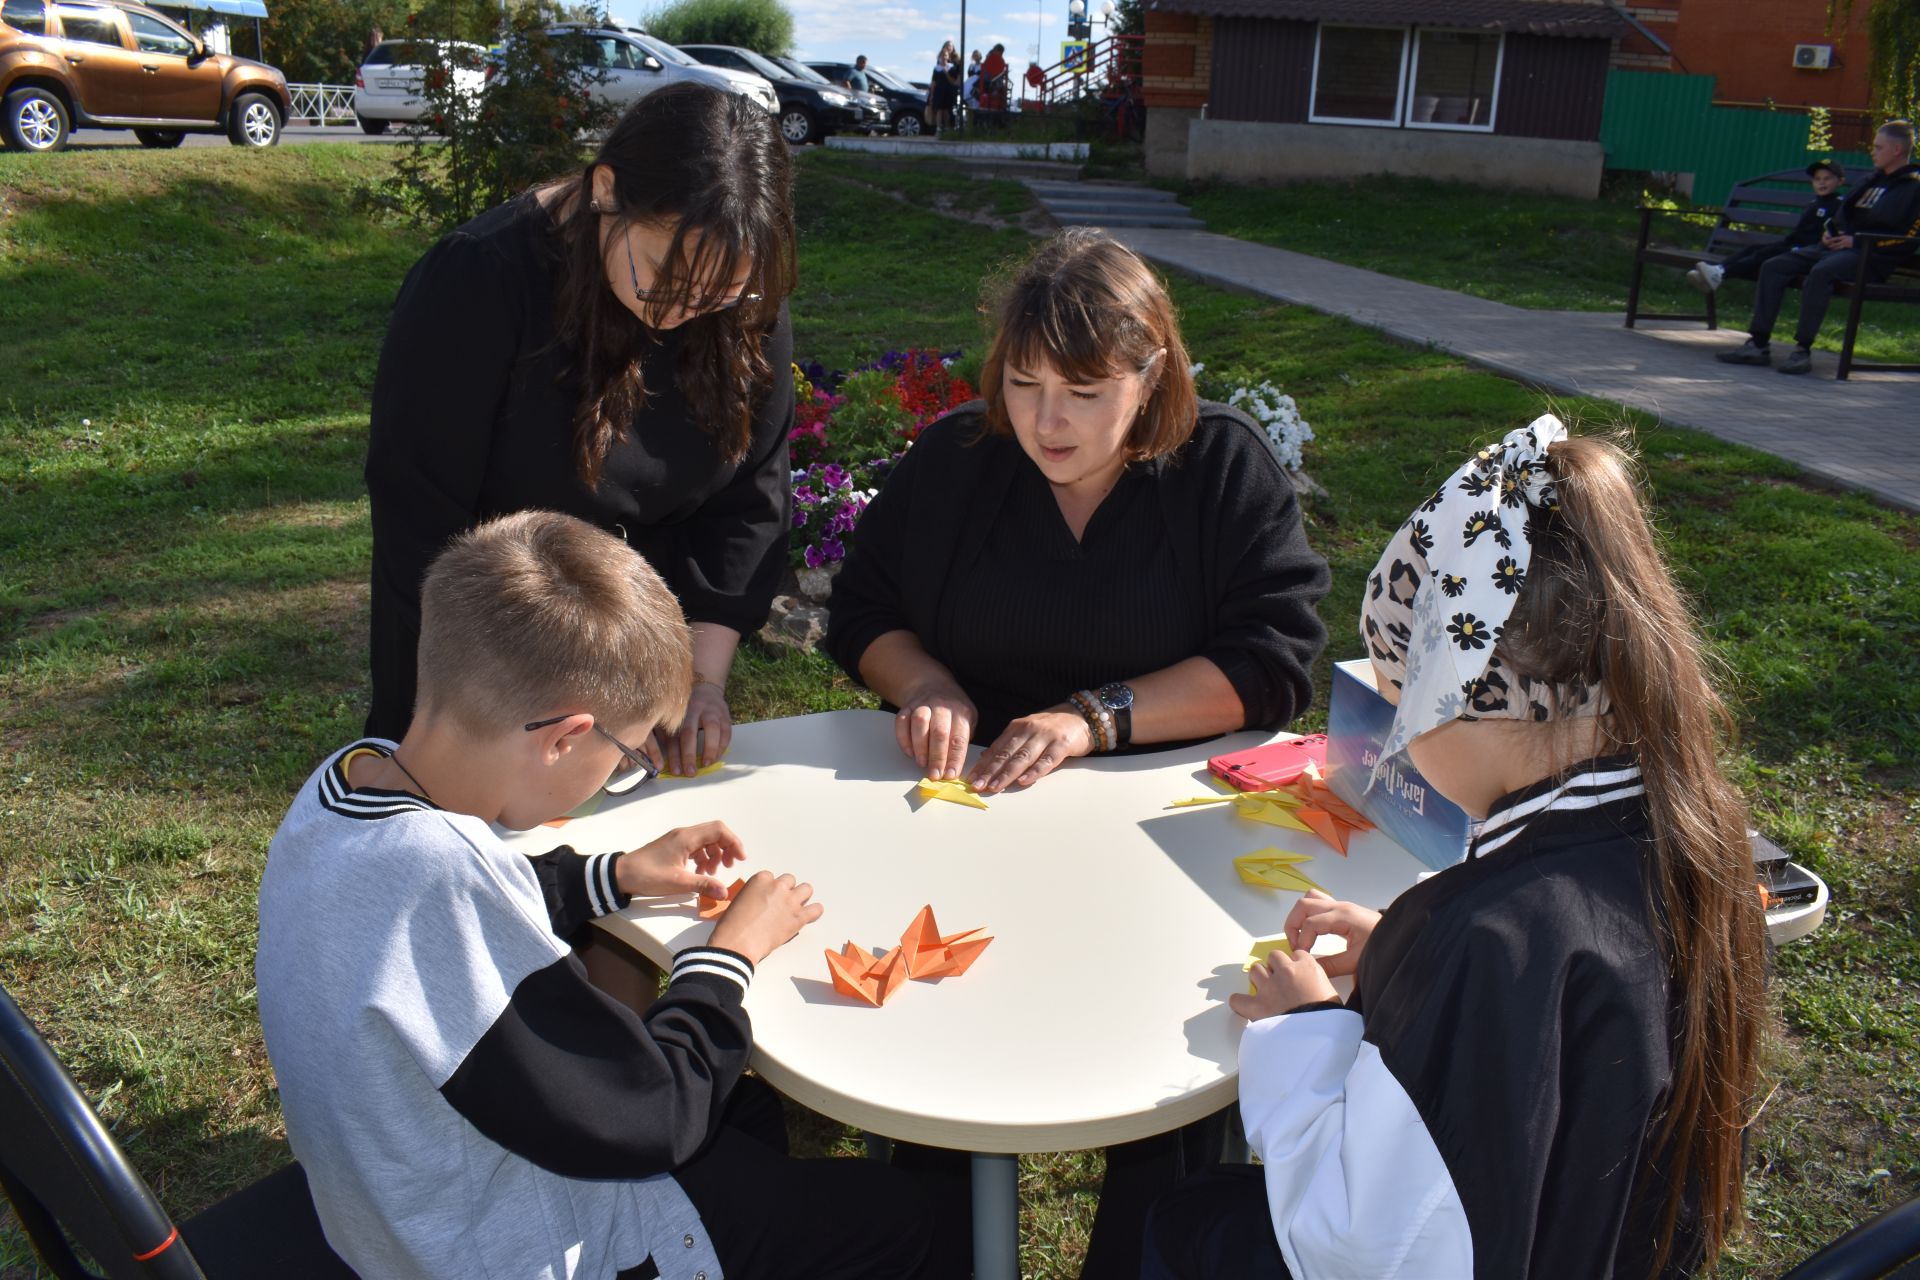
[541,24,775,115]
[351,39,485,134]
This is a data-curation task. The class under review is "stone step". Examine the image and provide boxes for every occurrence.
[1039,196,1196,215]
[1023,180,1182,202]
[1049,210,1207,229]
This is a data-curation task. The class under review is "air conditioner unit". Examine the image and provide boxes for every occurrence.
[1793,43,1833,70]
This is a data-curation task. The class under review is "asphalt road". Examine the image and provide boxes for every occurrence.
[65,124,413,148]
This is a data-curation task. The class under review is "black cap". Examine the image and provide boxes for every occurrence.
[1806,157,1845,179]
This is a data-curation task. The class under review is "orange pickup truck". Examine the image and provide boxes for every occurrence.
[1,0,289,151]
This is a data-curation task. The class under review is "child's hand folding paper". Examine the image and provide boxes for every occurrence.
[697,878,748,919]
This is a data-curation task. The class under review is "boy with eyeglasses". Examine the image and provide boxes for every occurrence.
[256,510,950,1280]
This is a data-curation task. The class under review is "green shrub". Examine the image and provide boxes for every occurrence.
[828,370,917,457]
[642,0,794,55]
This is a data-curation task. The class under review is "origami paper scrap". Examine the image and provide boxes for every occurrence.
[1299,808,1355,855]
[825,941,910,1007]
[1232,795,1314,832]
[898,905,994,979]
[661,760,726,780]
[1243,935,1295,994]
[1233,850,1326,895]
[697,878,748,919]
[1168,795,1239,808]
[918,777,989,809]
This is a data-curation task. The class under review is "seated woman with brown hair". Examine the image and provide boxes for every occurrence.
[824,228,1331,797]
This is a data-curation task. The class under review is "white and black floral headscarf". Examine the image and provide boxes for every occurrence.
[1360,414,1606,782]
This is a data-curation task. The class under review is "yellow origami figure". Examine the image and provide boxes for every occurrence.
[1234,849,1325,895]
[917,777,989,809]
[1243,935,1294,994]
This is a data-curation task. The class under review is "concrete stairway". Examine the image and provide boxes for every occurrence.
[1023,179,1204,229]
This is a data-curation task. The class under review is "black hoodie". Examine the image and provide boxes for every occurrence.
[1839,162,1920,261]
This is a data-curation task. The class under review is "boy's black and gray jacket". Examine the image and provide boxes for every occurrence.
[1839,162,1920,260]
[1237,758,1708,1278]
[1786,190,1847,246]
[256,739,752,1280]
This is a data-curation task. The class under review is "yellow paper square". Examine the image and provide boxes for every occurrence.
[918,777,989,809]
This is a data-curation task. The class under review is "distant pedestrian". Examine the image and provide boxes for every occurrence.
[1716,120,1919,375]
[927,40,960,133]
[366,24,383,55]
[848,54,870,94]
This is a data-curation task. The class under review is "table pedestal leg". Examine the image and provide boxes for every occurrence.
[970,1152,1019,1280]
[1220,1102,1252,1164]
[861,1131,893,1162]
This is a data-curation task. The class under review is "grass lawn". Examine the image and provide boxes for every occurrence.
[3,145,1917,1277]
[1178,174,1920,366]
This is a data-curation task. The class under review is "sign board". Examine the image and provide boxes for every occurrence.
[1061,40,1089,74]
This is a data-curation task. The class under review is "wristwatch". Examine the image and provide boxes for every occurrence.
[1096,682,1134,750]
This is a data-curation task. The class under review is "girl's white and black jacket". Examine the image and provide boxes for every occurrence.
[1238,758,1704,1279]
[256,740,754,1280]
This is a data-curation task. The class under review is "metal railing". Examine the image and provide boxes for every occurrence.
[285,83,356,126]
[1021,34,1142,111]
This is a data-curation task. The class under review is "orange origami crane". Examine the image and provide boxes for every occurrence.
[824,941,910,1007]
[697,878,748,919]
[896,905,994,979]
[823,905,993,1007]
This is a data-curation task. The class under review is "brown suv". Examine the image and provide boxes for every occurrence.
[0,0,288,151]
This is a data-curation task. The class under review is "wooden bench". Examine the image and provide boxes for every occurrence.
[1626,166,1920,379]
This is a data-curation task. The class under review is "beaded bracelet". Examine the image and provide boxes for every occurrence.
[1070,690,1113,754]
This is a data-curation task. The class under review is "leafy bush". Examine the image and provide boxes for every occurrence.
[642,0,794,55]
[361,1,617,231]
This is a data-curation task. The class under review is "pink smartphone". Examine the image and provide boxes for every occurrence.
[1208,734,1328,792]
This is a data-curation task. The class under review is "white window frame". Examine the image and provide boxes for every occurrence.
[1403,27,1504,133]
[1307,23,1411,129]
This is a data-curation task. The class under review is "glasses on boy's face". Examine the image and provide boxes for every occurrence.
[625,235,762,315]
[523,716,659,796]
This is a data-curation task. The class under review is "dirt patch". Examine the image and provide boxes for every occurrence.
[825,174,1053,236]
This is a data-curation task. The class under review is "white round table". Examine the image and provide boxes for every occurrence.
[500,710,1435,1277]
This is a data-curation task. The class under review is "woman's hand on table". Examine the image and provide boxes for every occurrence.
[1231,947,1339,1022]
[708,871,824,964]
[965,707,1094,794]
[896,680,977,780]
[658,680,732,776]
[1284,891,1381,978]
[616,821,746,898]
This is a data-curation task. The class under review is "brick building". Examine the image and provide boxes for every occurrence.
[1613,0,1877,138]
[1142,0,1627,195]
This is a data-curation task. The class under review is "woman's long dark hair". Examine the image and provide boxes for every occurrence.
[546,84,796,488]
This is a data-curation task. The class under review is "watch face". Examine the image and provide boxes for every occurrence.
[1098,683,1134,711]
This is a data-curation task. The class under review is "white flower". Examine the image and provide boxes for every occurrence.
[1189,362,1204,376]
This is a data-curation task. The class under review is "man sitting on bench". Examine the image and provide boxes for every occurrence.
[1687,158,1847,295]
[1718,119,1920,375]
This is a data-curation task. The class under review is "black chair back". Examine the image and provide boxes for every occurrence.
[0,983,206,1278]
[1782,1198,1920,1280]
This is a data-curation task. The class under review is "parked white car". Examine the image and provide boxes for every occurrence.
[352,39,486,135]
[540,24,776,116]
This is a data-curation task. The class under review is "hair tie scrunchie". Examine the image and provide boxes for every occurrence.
[1359,414,1604,785]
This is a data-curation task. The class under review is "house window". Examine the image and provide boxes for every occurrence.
[1407,30,1502,130]
[1309,25,1408,126]
[1309,24,1504,131]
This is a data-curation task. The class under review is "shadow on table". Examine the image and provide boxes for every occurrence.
[1176,965,1248,1076]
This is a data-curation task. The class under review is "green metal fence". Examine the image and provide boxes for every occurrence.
[1600,70,1873,206]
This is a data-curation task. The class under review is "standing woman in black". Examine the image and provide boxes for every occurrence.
[365,84,796,772]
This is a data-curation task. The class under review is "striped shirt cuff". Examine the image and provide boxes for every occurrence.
[582,852,631,918]
[670,947,754,997]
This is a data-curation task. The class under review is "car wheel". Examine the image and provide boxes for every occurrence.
[227,92,281,147]
[135,128,186,148]
[2,86,70,153]
[892,110,923,137]
[356,114,389,135]
[779,106,817,145]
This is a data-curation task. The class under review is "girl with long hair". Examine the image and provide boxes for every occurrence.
[366,84,797,772]
[1143,421,1768,1279]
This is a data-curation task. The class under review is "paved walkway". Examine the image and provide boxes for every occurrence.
[1105,228,1920,511]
